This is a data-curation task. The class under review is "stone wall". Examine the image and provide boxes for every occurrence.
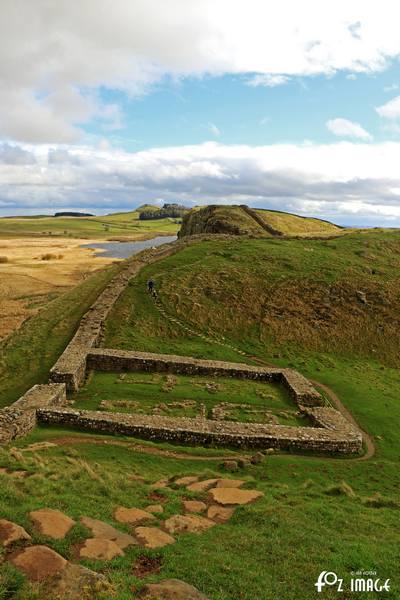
[49,239,189,392]
[37,407,362,454]
[0,233,364,456]
[87,348,324,407]
[0,383,66,444]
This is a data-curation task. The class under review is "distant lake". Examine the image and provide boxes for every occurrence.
[82,235,177,258]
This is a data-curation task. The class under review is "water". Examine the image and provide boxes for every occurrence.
[82,235,177,258]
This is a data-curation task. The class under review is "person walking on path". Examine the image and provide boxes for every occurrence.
[147,278,156,297]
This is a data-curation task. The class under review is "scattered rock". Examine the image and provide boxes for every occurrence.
[80,516,136,550]
[265,448,275,455]
[209,488,263,506]
[135,527,175,549]
[174,476,199,486]
[221,460,238,472]
[215,479,245,489]
[78,538,124,560]
[237,458,251,469]
[186,478,219,492]
[207,505,235,523]
[45,562,110,600]
[250,452,265,464]
[145,504,164,514]
[138,578,209,600]
[150,478,169,489]
[183,500,207,513]
[10,545,67,581]
[29,508,75,539]
[0,519,31,547]
[114,507,155,525]
[164,514,215,535]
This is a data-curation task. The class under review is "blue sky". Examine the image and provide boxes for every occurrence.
[2,0,400,225]
[88,68,400,151]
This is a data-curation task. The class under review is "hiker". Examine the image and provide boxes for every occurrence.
[147,278,155,295]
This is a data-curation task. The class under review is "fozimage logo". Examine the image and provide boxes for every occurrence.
[315,571,391,593]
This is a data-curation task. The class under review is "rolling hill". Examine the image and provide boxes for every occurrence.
[0,206,180,239]
[179,204,343,238]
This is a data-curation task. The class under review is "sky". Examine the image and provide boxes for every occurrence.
[1,1,400,225]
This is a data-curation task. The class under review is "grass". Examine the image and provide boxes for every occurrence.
[1,229,400,598]
[256,208,342,236]
[0,209,179,240]
[0,423,399,599]
[0,262,124,408]
[104,231,400,367]
[73,371,304,426]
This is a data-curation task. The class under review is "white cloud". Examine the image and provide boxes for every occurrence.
[2,140,400,225]
[247,74,290,87]
[376,95,400,119]
[2,0,400,142]
[326,118,372,140]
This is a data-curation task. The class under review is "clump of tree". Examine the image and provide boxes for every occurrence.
[139,203,190,220]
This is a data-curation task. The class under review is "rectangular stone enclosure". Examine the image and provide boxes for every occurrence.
[0,242,363,455]
[42,349,362,454]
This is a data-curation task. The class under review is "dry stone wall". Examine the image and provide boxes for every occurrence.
[37,407,362,454]
[49,239,194,392]
[0,384,66,444]
[0,235,364,455]
[87,349,324,407]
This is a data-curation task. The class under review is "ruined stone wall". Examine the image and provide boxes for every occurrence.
[37,407,362,454]
[0,383,66,444]
[49,239,191,392]
[0,234,363,456]
[87,348,324,408]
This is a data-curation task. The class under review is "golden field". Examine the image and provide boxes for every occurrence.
[0,237,116,339]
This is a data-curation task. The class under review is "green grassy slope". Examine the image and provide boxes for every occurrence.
[0,262,123,407]
[98,230,400,596]
[0,209,179,239]
[1,232,400,599]
[179,204,343,238]
[256,208,342,236]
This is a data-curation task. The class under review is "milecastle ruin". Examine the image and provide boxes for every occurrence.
[0,237,363,455]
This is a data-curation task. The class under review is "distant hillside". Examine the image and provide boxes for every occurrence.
[179,204,342,238]
[0,205,179,239]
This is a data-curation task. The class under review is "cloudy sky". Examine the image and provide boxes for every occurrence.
[1,1,400,225]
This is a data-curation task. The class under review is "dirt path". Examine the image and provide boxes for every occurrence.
[247,354,376,461]
[52,435,248,461]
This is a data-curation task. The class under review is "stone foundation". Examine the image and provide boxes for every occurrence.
[87,348,323,408]
[37,407,362,454]
[0,235,364,456]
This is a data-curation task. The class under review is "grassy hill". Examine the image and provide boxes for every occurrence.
[0,207,179,240]
[255,208,343,236]
[179,204,343,238]
[1,229,400,598]
[98,229,400,596]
